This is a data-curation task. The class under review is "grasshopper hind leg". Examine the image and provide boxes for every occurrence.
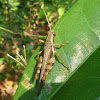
[42,57,55,83]
[55,51,69,70]
[37,57,55,96]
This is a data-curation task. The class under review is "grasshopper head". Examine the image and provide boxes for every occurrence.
[48,30,56,37]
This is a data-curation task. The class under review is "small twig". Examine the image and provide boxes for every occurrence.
[16,52,27,66]
[23,45,27,65]
[24,33,46,38]
[6,53,25,67]
[21,55,27,66]
[0,27,15,34]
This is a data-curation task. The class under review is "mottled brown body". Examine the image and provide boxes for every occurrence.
[35,31,56,96]
[39,31,55,83]
[34,4,69,96]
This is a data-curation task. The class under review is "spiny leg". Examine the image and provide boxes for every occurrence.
[35,56,43,80]
[42,57,55,83]
[55,51,69,70]
[37,51,43,59]
[54,41,68,46]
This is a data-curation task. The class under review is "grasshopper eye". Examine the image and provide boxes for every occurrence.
[53,32,56,36]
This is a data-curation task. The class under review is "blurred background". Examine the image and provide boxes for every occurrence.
[0,0,77,99]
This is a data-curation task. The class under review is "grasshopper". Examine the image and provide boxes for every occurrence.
[7,3,69,96]
[34,4,69,96]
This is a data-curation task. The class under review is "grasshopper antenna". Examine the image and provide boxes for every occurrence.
[53,13,64,31]
[53,17,60,31]
[42,3,64,31]
[42,4,52,32]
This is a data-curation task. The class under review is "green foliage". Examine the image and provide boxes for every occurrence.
[52,46,100,100]
[0,58,4,65]
[58,7,65,18]
[13,0,100,100]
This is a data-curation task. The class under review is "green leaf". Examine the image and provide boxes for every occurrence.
[13,0,100,100]
[0,16,6,21]
[0,58,4,65]
[52,42,100,100]
[58,7,65,18]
